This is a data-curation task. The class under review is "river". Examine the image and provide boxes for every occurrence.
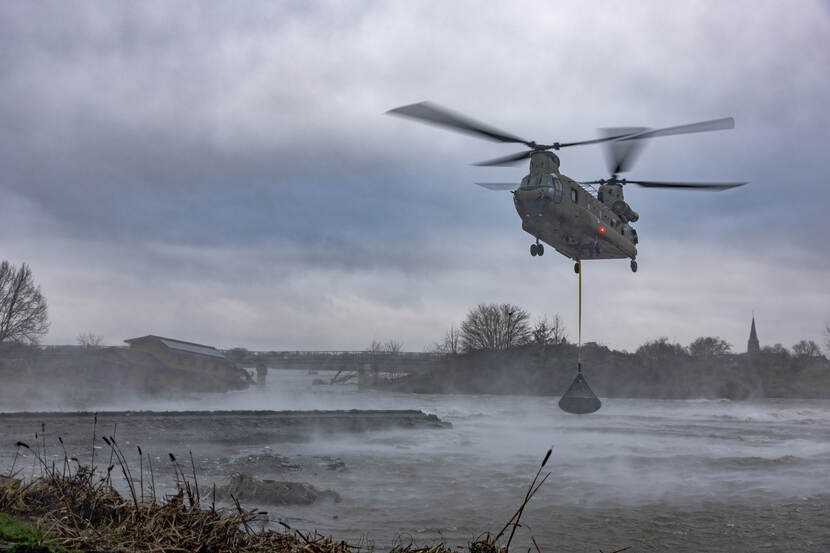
[2,369,829,552]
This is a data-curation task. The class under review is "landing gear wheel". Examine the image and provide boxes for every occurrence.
[530,244,538,256]
[574,262,580,274]
[537,243,544,256]
[630,260,638,273]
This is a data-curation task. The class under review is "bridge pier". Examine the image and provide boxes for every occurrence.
[256,363,268,388]
[357,362,379,389]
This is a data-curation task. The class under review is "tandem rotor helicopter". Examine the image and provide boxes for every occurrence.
[387,102,747,274]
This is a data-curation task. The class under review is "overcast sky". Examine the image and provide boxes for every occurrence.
[1,1,828,352]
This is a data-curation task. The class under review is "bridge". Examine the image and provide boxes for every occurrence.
[228,350,449,374]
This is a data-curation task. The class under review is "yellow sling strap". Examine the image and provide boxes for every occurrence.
[577,258,582,374]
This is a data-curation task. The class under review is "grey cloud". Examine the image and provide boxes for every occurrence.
[1,1,828,350]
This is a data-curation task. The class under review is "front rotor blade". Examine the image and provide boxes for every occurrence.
[473,150,534,166]
[387,102,531,145]
[620,117,735,142]
[600,127,649,174]
[554,131,639,149]
[475,182,519,190]
[629,180,747,191]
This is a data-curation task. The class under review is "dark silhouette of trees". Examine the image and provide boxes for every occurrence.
[0,261,49,345]
[763,343,790,357]
[792,340,823,358]
[460,303,530,352]
[636,337,687,359]
[688,336,732,357]
[760,344,792,370]
[368,339,403,353]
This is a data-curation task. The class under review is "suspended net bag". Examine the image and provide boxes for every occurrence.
[558,368,601,415]
[558,260,602,415]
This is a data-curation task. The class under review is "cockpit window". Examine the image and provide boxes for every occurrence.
[523,174,563,201]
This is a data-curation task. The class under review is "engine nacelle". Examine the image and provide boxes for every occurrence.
[612,200,639,223]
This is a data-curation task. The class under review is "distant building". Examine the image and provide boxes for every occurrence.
[125,335,251,390]
[747,316,760,355]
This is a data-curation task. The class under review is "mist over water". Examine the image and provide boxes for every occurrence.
[2,369,829,552]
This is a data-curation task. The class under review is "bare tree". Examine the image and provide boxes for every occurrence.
[688,336,732,357]
[384,339,403,353]
[434,326,461,354]
[0,261,49,345]
[533,314,568,346]
[550,314,568,345]
[460,303,531,352]
[368,339,383,353]
[826,324,830,356]
[532,318,553,346]
[792,340,823,358]
[77,332,104,348]
[367,339,403,353]
[367,338,404,377]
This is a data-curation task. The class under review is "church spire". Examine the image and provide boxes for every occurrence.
[747,315,760,355]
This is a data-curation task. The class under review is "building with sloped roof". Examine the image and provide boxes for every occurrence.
[125,335,251,391]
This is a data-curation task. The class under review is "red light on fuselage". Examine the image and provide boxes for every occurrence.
[600,226,606,233]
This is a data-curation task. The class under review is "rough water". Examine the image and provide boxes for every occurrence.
[2,369,829,552]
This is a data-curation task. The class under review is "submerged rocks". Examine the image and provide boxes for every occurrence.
[215,472,341,505]
[215,452,347,476]
[223,453,302,473]
[318,456,346,471]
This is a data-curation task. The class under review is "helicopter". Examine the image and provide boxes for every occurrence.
[387,102,747,273]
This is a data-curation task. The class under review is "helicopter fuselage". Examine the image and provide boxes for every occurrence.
[513,152,638,262]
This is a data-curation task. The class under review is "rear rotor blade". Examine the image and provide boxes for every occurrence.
[628,179,746,191]
[473,150,534,167]
[475,182,520,190]
[387,102,532,145]
[620,117,735,141]
[600,127,649,174]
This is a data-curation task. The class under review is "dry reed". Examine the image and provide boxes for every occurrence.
[0,426,622,553]
[0,432,461,553]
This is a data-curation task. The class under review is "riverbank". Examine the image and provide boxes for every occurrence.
[385,343,830,399]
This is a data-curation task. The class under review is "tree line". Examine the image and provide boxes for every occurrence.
[423,301,830,361]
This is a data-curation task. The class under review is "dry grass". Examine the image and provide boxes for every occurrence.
[0,464,462,553]
[0,425,463,553]
[0,425,620,553]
